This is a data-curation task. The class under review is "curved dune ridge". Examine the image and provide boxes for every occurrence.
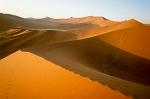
[0,50,132,99]
[0,13,150,99]
[52,16,117,27]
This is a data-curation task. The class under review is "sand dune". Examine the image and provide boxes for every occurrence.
[0,13,116,30]
[98,20,150,60]
[1,14,150,99]
[50,16,117,27]
[0,19,142,59]
[0,50,132,99]
[23,39,150,99]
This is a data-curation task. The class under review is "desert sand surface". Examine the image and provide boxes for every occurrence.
[24,41,150,99]
[0,50,132,99]
[0,13,150,99]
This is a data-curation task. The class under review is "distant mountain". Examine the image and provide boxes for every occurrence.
[0,13,58,30]
[1,13,150,99]
[57,16,116,26]
[0,13,118,30]
[0,13,26,30]
[38,17,54,21]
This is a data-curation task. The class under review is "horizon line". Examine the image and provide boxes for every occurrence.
[0,12,148,24]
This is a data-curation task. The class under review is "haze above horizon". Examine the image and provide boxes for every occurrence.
[0,0,150,23]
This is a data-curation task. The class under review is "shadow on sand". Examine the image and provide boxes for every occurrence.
[23,37,150,99]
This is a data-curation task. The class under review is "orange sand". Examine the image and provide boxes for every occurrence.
[0,51,131,99]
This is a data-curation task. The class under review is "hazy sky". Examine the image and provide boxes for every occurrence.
[0,0,150,23]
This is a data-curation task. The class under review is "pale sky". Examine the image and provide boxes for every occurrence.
[0,0,150,23]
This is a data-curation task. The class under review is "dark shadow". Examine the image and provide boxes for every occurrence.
[0,28,78,59]
[23,37,150,99]
[1,27,150,99]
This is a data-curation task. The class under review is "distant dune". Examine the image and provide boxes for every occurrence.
[0,13,150,99]
[0,13,116,30]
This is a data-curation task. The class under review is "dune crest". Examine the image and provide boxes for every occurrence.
[1,14,150,99]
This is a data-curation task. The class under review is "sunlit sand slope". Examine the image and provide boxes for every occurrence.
[1,14,150,99]
[0,51,131,99]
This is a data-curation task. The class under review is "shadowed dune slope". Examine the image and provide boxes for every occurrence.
[1,14,150,99]
[23,39,150,99]
[0,19,130,59]
[0,28,80,59]
[0,50,132,99]
[0,19,150,84]
[27,36,150,85]
[98,20,150,60]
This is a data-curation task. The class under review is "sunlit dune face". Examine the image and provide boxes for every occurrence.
[0,51,131,99]
[99,25,150,60]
